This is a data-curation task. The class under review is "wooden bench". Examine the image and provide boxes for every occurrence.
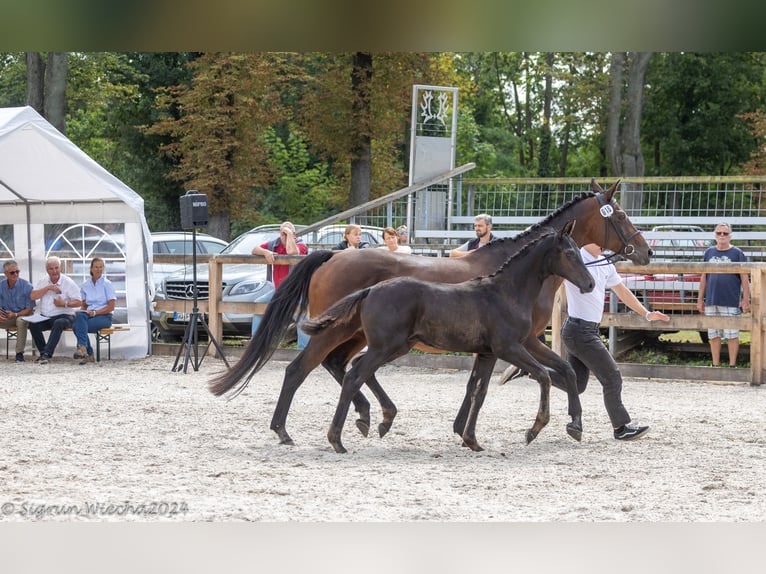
[3,324,130,361]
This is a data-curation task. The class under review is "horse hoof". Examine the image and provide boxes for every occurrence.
[355,418,370,438]
[378,422,392,438]
[331,443,348,454]
[566,422,582,442]
[274,429,295,446]
[526,429,538,444]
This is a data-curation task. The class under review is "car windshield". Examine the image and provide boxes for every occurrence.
[223,231,280,255]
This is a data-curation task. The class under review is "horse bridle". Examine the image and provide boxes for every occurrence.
[586,192,643,266]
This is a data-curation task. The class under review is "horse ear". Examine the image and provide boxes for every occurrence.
[560,220,576,237]
[603,179,621,201]
[590,178,603,193]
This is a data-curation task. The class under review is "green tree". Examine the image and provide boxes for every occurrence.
[147,53,295,240]
[643,52,765,175]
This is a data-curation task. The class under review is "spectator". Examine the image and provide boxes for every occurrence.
[0,259,35,362]
[73,258,117,365]
[379,227,412,254]
[561,243,669,441]
[449,214,497,258]
[396,225,409,246]
[251,221,309,349]
[332,224,370,250]
[696,222,751,368]
[29,256,82,364]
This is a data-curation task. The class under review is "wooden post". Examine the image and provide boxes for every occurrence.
[207,256,223,358]
[750,267,763,385]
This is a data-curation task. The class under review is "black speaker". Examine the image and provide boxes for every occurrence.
[179,191,209,230]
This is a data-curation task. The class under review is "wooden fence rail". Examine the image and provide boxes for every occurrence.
[152,255,765,385]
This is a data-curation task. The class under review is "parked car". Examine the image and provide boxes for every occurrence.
[151,223,385,341]
[304,224,384,249]
[647,225,715,259]
[151,226,287,341]
[150,231,228,294]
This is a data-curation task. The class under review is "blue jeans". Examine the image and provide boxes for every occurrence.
[30,314,75,357]
[251,291,310,350]
[73,311,113,356]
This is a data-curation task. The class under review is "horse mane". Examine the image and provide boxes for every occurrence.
[470,190,592,257]
[482,229,557,281]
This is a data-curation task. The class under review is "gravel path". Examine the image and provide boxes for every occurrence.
[2,355,766,522]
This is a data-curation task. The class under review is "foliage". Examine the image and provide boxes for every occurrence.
[738,110,766,174]
[642,52,765,176]
[3,51,766,236]
[231,126,342,237]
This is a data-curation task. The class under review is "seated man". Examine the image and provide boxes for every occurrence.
[0,259,35,362]
[28,256,82,364]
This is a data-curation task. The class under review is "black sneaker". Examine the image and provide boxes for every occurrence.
[15,353,24,362]
[35,353,51,364]
[614,423,650,441]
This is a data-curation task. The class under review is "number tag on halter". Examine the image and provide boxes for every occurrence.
[599,203,614,218]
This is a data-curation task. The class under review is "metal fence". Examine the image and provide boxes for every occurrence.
[349,175,766,258]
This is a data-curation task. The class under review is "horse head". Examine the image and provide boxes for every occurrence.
[553,220,595,294]
[588,178,652,265]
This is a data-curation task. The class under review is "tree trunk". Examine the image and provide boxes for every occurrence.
[620,52,652,178]
[25,52,44,113]
[538,52,554,178]
[207,211,230,242]
[606,52,625,176]
[44,52,68,135]
[349,52,373,217]
[606,52,652,214]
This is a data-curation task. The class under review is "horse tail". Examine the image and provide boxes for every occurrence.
[302,287,372,335]
[208,249,336,398]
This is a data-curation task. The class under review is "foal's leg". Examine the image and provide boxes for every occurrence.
[497,345,552,444]
[270,330,370,445]
[327,349,389,454]
[460,354,497,452]
[349,353,398,438]
[322,338,372,436]
[527,341,584,442]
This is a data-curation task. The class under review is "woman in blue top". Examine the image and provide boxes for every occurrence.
[74,257,117,365]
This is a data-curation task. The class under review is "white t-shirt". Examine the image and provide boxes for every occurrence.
[563,247,622,323]
[378,245,412,254]
[34,273,80,317]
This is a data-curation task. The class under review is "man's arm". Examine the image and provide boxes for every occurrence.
[611,283,670,322]
[449,242,470,258]
[251,242,275,264]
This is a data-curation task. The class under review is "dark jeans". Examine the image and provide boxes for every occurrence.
[561,317,630,428]
[30,314,75,357]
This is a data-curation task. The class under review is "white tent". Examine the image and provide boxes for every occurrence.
[0,106,152,359]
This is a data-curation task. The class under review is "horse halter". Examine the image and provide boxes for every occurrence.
[591,192,642,264]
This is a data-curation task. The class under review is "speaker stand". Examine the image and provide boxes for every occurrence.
[170,227,230,373]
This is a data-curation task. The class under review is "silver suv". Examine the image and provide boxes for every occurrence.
[150,231,228,294]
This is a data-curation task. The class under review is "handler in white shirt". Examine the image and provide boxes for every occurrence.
[561,243,669,442]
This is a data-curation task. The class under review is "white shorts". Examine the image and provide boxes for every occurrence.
[705,305,741,340]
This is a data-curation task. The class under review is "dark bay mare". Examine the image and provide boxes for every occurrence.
[302,223,595,453]
[209,179,652,445]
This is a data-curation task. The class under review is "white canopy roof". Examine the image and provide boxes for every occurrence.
[0,106,152,358]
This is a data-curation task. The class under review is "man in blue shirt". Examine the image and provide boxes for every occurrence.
[696,222,751,368]
[0,260,35,362]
